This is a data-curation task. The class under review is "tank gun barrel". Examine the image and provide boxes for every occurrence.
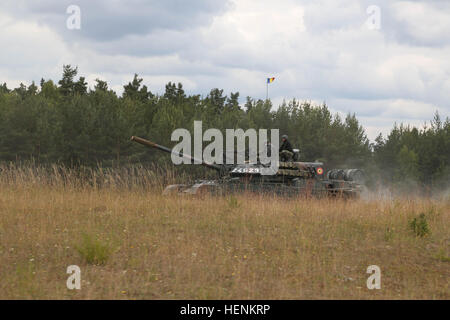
[130,136,223,172]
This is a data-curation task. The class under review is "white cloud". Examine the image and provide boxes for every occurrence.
[0,12,72,86]
[389,1,450,46]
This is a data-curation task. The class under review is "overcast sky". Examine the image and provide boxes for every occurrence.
[1,0,449,140]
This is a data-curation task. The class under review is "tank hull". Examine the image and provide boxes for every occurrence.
[163,178,363,199]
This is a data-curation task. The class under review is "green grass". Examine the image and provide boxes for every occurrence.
[75,233,112,265]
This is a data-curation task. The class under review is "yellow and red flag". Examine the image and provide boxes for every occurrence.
[267,77,275,83]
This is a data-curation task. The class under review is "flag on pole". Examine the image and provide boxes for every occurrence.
[267,77,275,84]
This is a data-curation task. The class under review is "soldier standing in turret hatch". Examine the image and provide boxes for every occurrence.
[279,134,294,162]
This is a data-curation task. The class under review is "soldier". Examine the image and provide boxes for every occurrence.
[279,134,294,162]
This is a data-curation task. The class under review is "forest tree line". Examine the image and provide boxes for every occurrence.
[0,65,448,191]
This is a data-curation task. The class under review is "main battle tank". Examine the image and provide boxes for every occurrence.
[130,136,366,198]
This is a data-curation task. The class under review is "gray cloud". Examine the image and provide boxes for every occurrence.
[1,0,230,41]
[0,0,449,141]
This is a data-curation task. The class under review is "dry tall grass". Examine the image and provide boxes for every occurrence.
[0,164,448,299]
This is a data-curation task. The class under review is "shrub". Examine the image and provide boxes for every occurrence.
[384,227,394,241]
[409,213,430,238]
[76,233,112,265]
[227,195,240,209]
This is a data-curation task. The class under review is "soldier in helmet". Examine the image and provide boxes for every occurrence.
[279,134,294,162]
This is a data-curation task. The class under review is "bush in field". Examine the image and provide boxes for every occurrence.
[409,213,430,238]
[76,233,112,265]
[227,195,241,209]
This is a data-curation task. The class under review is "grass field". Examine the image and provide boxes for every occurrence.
[0,165,448,299]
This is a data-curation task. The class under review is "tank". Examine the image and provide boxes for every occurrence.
[130,136,366,198]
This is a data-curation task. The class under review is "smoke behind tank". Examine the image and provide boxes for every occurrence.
[343,169,365,183]
[327,169,365,183]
